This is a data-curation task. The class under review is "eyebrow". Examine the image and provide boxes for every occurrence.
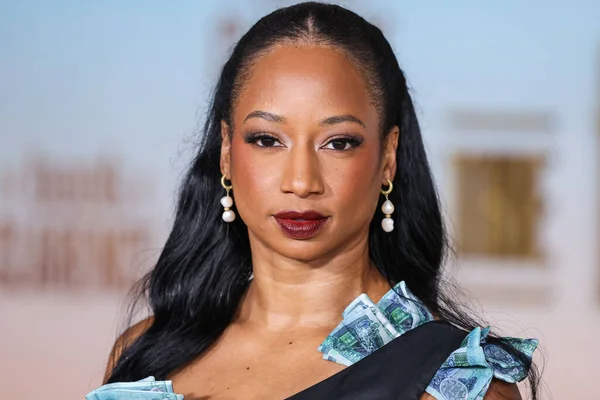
[244,111,366,128]
[319,114,366,128]
[244,110,286,124]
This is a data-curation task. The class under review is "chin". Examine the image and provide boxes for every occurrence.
[246,219,356,263]
[271,237,347,264]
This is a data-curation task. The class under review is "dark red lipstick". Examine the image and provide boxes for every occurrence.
[273,210,329,240]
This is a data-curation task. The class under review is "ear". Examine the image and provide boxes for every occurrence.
[220,120,232,179]
[382,125,399,184]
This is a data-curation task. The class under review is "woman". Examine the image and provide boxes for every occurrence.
[88,2,539,399]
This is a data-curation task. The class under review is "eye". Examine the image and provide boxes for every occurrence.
[243,133,284,148]
[323,136,364,151]
[256,136,281,147]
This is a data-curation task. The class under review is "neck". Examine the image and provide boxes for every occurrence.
[235,234,391,332]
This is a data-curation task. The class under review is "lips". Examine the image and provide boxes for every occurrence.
[273,210,329,240]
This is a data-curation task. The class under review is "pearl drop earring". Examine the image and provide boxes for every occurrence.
[220,174,236,223]
[380,179,395,232]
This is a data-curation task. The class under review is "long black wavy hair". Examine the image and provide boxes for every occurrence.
[108,2,540,397]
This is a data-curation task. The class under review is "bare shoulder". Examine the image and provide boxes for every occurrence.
[103,316,154,383]
[483,380,522,400]
[420,379,522,400]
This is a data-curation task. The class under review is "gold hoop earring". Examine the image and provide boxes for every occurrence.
[220,174,235,223]
[380,179,394,232]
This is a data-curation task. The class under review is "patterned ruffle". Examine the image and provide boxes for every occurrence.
[425,327,538,400]
[85,376,184,400]
[318,281,434,365]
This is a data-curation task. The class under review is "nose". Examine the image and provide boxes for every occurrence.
[280,143,325,198]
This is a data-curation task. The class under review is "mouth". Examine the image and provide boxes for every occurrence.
[273,210,329,240]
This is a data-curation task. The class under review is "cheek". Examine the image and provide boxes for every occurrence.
[229,138,278,211]
[325,149,382,214]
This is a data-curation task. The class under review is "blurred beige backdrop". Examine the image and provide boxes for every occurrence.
[1,0,599,398]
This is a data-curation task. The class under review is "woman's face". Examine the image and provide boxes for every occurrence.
[221,44,398,262]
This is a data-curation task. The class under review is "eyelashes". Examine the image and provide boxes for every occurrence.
[243,133,284,148]
[243,131,364,151]
[324,136,363,151]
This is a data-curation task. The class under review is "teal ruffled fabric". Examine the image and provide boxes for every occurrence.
[318,281,433,366]
[317,281,538,400]
[85,376,183,400]
[425,327,538,400]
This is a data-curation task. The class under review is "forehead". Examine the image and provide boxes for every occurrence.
[233,44,378,127]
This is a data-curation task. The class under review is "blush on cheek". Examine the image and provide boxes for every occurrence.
[331,149,380,193]
[229,137,280,224]
[327,150,381,225]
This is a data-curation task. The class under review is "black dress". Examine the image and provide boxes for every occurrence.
[287,321,466,400]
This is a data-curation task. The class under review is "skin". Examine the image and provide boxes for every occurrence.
[104,43,522,400]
